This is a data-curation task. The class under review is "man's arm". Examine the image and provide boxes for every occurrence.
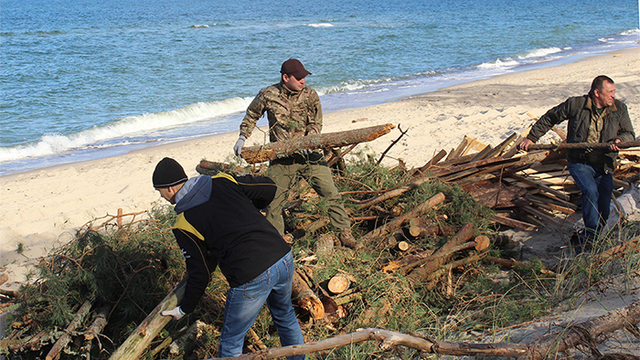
[519,97,575,150]
[239,91,267,139]
[615,102,636,143]
[235,174,278,209]
[172,228,216,315]
[305,89,323,135]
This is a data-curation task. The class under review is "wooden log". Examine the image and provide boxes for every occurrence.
[241,124,396,163]
[109,276,187,360]
[382,249,435,274]
[327,274,351,295]
[405,223,476,283]
[357,172,432,209]
[224,327,530,359]
[292,271,324,320]
[169,320,210,356]
[361,193,445,243]
[83,305,110,341]
[423,252,486,290]
[492,214,537,231]
[46,300,92,360]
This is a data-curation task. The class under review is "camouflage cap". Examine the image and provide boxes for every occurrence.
[280,58,311,79]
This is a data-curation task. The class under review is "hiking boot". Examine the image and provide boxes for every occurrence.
[338,228,361,249]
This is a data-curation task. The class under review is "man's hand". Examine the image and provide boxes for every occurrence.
[609,139,622,151]
[518,138,534,151]
[233,135,246,157]
[162,306,185,320]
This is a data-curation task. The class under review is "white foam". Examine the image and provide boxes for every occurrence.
[477,57,519,70]
[0,97,253,163]
[518,47,562,59]
[308,23,333,28]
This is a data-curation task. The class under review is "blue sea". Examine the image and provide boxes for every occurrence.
[1,0,638,176]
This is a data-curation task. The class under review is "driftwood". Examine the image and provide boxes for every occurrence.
[109,276,188,360]
[240,124,396,163]
[201,299,640,359]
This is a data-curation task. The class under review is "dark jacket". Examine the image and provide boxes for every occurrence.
[171,173,291,314]
[527,95,635,171]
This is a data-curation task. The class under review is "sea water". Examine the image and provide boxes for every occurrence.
[1,0,638,175]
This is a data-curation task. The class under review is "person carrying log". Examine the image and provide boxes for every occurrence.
[152,158,306,359]
[233,58,359,248]
[519,75,636,252]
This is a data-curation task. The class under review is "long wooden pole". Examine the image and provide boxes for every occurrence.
[529,140,640,151]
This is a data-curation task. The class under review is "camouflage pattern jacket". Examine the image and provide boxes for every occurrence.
[239,80,322,143]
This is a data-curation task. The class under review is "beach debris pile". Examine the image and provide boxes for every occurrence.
[1,123,639,359]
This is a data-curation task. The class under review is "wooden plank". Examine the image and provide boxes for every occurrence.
[492,214,537,231]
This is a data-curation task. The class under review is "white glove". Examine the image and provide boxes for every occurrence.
[162,306,185,320]
[233,136,246,157]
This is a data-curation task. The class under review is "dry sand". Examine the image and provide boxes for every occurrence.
[1,47,639,353]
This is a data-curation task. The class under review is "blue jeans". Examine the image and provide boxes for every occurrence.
[567,161,613,244]
[219,251,305,359]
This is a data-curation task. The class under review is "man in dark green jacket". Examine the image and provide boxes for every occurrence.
[519,75,635,250]
[153,157,305,359]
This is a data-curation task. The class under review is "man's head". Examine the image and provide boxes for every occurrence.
[280,58,311,91]
[153,157,188,204]
[590,75,616,108]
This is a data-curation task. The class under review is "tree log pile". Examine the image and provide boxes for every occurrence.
[2,123,639,359]
[408,131,640,231]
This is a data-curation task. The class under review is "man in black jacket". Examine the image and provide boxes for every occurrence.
[153,157,305,359]
[519,75,635,250]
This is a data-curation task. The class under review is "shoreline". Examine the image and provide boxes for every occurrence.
[1,47,638,282]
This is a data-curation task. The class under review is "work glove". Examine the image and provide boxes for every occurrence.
[233,135,246,157]
[162,306,186,320]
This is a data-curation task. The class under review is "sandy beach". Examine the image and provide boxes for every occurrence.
[1,47,639,287]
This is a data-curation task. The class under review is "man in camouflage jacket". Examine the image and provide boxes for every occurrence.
[233,59,358,248]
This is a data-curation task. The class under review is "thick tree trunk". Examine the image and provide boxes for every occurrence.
[241,124,395,163]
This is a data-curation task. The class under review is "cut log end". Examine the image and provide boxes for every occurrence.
[328,274,351,295]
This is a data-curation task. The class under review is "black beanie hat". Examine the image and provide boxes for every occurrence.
[153,157,188,188]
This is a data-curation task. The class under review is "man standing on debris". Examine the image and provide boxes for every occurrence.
[233,58,358,248]
[519,75,635,250]
[153,157,306,359]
